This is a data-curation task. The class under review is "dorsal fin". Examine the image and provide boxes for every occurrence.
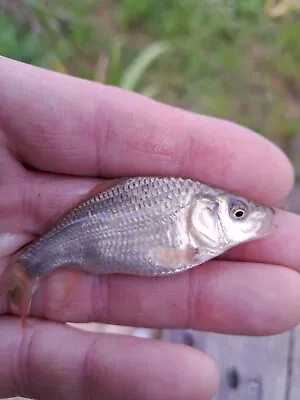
[37,178,127,236]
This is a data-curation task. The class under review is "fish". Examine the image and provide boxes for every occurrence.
[0,176,275,325]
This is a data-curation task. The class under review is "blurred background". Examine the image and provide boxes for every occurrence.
[1,0,300,171]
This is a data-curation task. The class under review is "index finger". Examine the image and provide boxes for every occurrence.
[0,56,294,204]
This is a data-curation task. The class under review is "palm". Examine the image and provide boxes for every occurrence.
[1,56,300,400]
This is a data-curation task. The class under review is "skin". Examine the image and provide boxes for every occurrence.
[0,55,300,400]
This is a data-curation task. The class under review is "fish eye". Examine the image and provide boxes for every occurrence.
[233,209,245,218]
[229,200,249,220]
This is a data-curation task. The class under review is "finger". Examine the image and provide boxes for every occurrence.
[0,134,25,185]
[0,172,99,233]
[2,261,299,336]
[222,209,300,272]
[0,56,293,204]
[0,317,218,400]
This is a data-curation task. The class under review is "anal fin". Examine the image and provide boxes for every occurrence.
[53,269,85,316]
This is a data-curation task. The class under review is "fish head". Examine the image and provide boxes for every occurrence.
[189,193,275,251]
[215,194,275,246]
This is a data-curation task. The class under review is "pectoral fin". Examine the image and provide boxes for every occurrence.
[148,246,197,269]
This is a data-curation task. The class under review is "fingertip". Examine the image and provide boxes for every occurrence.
[174,342,220,400]
[85,332,220,400]
[183,115,295,205]
[264,140,295,205]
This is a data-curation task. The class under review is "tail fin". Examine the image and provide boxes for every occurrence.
[0,262,38,328]
[0,262,14,297]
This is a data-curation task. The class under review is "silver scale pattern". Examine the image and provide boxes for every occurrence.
[19,177,224,278]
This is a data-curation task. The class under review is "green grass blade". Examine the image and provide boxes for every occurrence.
[105,39,123,86]
[120,41,169,91]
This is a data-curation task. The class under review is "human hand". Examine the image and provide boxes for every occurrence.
[0,55,299,400]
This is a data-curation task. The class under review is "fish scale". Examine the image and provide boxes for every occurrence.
[19,177,202,277]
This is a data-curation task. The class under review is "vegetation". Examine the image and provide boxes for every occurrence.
[1,0,300,160]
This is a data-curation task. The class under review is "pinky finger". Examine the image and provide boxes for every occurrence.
[0,317,219,400]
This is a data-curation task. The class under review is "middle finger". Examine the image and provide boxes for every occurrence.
[3,261,299,336]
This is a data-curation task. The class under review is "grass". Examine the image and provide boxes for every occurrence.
[1,0,300,165]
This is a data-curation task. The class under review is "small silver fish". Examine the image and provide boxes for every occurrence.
[1,176,275,323]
